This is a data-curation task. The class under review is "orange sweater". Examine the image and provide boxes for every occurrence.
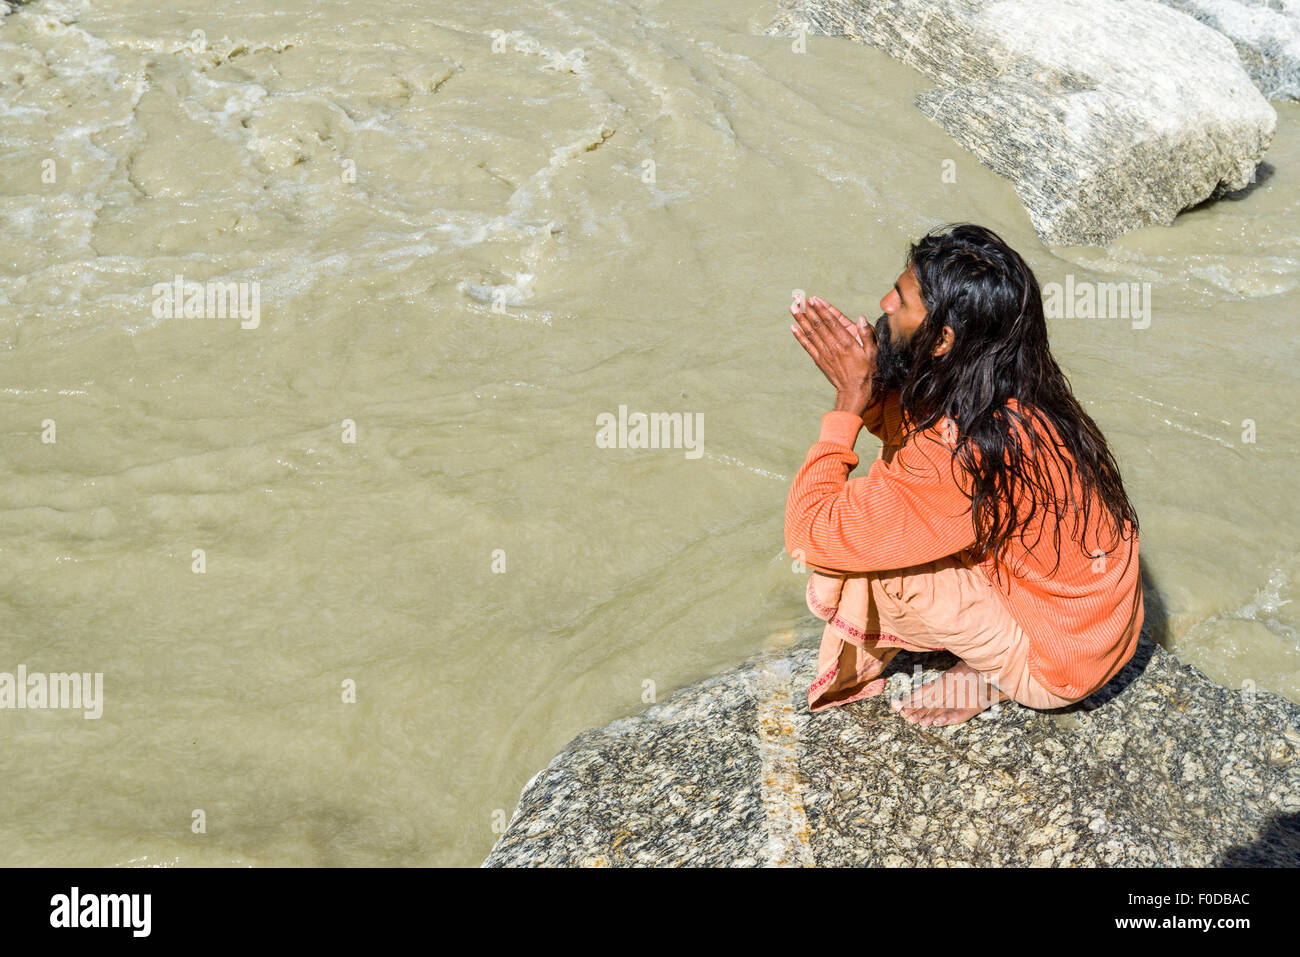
[784,391,1143,700]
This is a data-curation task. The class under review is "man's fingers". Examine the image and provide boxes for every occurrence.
[795,296,854,339]
[820,300,862,345]
[790,298,816,335]
[790,322,819,362]
[814,297,852,327]
[792,296,867,363]
[810,297,853,338]
[858,314,877,346]
[802,300,838,357]
[790,301,822,361]
[807,298,856,350]
[835,309,860,342]
[793,298,829,353]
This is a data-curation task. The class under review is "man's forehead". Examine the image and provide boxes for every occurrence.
[895,267,920,302]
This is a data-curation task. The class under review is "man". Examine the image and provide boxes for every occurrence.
[785,223,1144,727]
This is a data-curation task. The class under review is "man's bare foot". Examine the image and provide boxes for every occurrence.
[889,660,1010,727]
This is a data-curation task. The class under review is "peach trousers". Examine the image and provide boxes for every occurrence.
[805,553,1082,714]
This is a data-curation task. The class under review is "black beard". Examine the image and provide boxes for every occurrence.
[870,313,916,403]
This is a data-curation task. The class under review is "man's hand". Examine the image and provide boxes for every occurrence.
[790,296,877,416]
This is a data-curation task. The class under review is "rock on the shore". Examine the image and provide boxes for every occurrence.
[758,0,1276,246]
[483,636,1300,866]
[1150,0,1300,101]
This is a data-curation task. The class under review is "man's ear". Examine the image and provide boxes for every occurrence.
[932,325,955,358]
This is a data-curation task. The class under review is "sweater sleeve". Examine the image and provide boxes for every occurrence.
[784,409,977,573]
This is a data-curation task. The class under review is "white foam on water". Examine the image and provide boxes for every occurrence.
[1130,391,1233,428]
[460,274,536,306]
[1182,561,1300,648]
[703,451,788,482]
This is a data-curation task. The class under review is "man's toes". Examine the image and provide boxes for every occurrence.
[896,682,936,709]
[900,700,927,719]
[890,682,946,719]
[921,709,949,727]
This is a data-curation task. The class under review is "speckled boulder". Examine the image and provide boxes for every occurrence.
[759,0,1277,246]
[483,635,1300,866]
[1148,0,1300,101]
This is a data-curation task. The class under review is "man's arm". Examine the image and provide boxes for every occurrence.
[784,409,977,573]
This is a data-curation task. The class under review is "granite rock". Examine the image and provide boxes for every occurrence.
[483,635,1300,866]
[1148,0,1300,101]
[758,0,1277,246]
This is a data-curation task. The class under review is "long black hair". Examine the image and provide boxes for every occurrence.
[894,223,1138,585]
